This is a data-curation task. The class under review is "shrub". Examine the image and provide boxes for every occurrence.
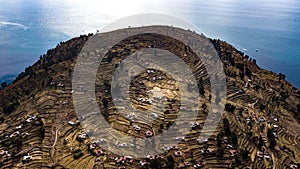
[225,103,236,113]
[72,149,84,159]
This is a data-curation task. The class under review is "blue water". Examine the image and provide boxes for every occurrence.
[0,0,299,88]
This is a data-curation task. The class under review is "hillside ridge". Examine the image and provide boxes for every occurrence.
[0,26,299,169]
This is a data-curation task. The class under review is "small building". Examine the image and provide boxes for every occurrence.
[184,161,190,166]
[95,149,103,156]
[190,121,200,128]
[118,143,127,148]
[64,138,69,144]
[171,145,180,150]
[133,125,141,131]
[146,155,155,160]
[10,131,20,138]
[16,124,23,129]
[290,164,298,169]
[229,150,237,157]
[257,151,263,158]
[23,154,32,162]
[193,162,204,168]
[78,133,87,139]
[89,144,96,150]
[197,138,208,143]
[162,145,170,151]
[226,144,233,149]
[115,157,124,163]
[146,130,153,137]
[68,121,75,126]
[175,151,183,157]
[178,163,185,168]
[98,138,107,144]
[139,161,148,166]
[173,136,185,140]
[151,113,158,118]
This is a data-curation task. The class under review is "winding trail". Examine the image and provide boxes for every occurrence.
[272,153,276,169]
[51,124,67,160]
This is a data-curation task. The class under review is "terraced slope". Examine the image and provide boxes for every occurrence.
[0,26,299,169]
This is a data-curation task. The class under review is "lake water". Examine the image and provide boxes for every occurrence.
[0,0,299,88]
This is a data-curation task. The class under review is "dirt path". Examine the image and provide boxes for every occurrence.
[50,124,66,160]
[272,153,276,169]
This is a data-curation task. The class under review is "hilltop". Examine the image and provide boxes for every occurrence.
[0,26,299,169]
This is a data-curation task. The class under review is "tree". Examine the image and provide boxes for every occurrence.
[257,135,264,150]
[223,118,231,136]
[235,63,244,72]
[199,86,205,96]
[202,103,207,110]
[150,158,165,168]
[231,133,238,146]
[102,98,108,108]
[159,124,164,132]
[0,117,4,123]
[295,104,300,117]
[245,68,252,78]
[216,148,224,159]
[239,72,245,79]
[25,66,33,75]
[280,91,288,101]
[267,129,276,149]
[238,108,244,117]
[166,155,175,168]
[217,132,224,147]
[1,82,7,89]
[39,126,45,140]
[240,149,249,161]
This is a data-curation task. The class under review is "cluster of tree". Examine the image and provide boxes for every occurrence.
[210,39,257,69]
[210,39,235,66]
[3,135,23,152]
[278,73,286,81]
[14,34,91,84]
[215,118,239,160]
[280,91,289,101]
[241,52,256,65]
[165,155,175,168]
[0,35,94,116]
[149,158,165,168]
[3,102,20,114]
[235,63,252,79]
[0,82,7,89]
[236,63,244,73]
[294,104,300,122]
